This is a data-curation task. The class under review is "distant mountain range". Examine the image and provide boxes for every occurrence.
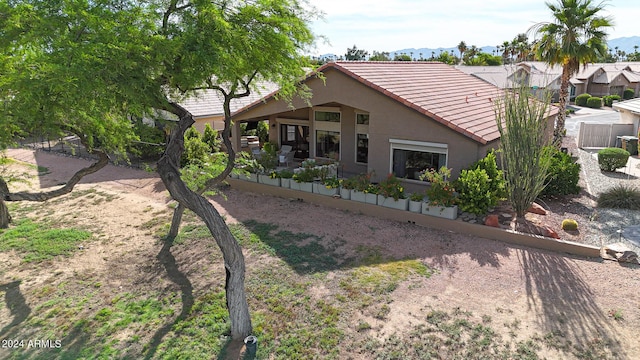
[321,36,640,60]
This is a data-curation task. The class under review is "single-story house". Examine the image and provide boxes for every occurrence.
[231,61,557,185]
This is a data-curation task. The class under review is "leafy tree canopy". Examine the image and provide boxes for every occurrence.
[0,0,316,151]
[345,44,368,60]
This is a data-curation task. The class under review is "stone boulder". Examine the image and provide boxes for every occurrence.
[484,215,500,228]
[527,202,547,215]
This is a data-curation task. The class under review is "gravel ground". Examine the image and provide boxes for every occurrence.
[575,145,640,254]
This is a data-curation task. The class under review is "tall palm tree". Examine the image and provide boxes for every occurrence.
[531,0,613,145]
[501,40,511,63]
[457,41,467,64]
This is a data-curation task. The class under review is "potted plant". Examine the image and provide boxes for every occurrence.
[258,170,280,186]
[239,157,261,182]
[408,192,424,213]
[364,183,379,204]
[339,176,358,199]
[278,169,294,188]
[314,176,340,196]
[291,168,315,192]
[349,172,373,203]
[377,174,408,210]
[420,166,458,219]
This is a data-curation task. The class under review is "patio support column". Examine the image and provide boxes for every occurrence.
[232,121,242,153]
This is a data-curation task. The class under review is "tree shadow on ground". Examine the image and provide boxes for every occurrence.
[0,280,31,339]
[142,239,194,360]
[240,218,508,276]
[218,337,256,360]
[600,170,638,180]
[518,250,630,358]
[594,208,640,254]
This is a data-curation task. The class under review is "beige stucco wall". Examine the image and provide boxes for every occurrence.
[617,109,640,137]
[193,115,224,133]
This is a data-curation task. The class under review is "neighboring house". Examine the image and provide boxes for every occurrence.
[231,61,557,184]
[179,81,279,133]
[572,62,640,98]
[459,61,640,102]
[458,62,563,102]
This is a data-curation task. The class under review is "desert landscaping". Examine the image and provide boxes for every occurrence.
[0,146,639,359]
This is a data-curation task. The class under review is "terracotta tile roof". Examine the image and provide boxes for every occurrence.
[326,61,506,144]
[233,61,559,144]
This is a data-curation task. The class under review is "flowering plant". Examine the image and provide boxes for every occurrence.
[377,174,405,200]
[364,183,379,195]
[322,176,340,189]
[346,172,374,192]
[421,166,457,207]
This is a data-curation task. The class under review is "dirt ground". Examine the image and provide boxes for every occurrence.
[1,148,640,358]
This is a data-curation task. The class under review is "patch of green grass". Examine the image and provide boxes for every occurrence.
[0,218,91,262]
[153,291,230,359]
[339,246,432,306]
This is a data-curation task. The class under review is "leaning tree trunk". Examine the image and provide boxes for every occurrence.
[157,103,251,339]
[1,141,109,227]
[166,91,238,242]
[0,197,10,229]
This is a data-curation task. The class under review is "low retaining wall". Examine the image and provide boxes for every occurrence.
[227,179,602,259]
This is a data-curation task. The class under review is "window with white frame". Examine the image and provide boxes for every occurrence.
[314,108,341,158]
[390,139,447,180]
[355,113,369,163]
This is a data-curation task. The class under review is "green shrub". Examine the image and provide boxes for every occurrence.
[603,95,621,107]
[256,142,278,171]
[561,219,578,231]
[277,169,294,179]
[185,126,201,140]
[456,167,493,215]
[181,129,210,167]
[541,147,580,196]
[131,120,166,159]
[202,123,221,152]
[597,185,640,210]
[456,150,505,215]
[256,120,269,144]
[623,88,635,100]
[586,96,602,108]
[471,150,506,198]
[575,93,591,106]
[597,147,629,172]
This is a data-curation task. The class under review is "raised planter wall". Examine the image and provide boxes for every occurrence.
[227,178,602,259]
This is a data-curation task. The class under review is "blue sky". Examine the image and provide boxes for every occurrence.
[306,0,638,56]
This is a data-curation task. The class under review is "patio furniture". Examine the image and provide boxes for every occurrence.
[251,147,263,160]
[279,150,296,167]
